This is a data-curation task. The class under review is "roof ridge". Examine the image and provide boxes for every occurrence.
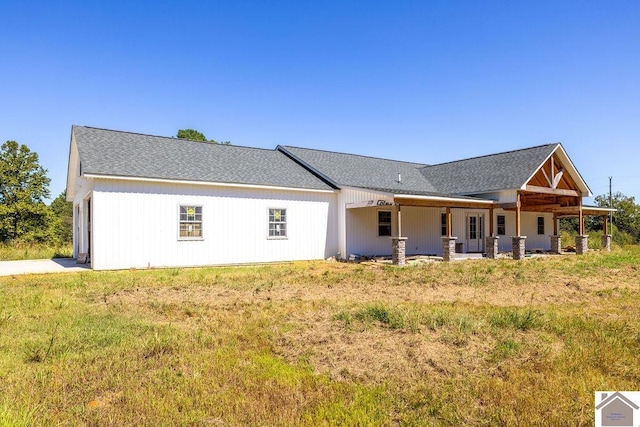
[281,145,429,167]
[423,143,560,168]
[73,125,279,153]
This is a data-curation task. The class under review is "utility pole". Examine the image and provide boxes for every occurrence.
[609,176,613,231]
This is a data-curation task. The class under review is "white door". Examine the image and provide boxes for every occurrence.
[466,214,484,252]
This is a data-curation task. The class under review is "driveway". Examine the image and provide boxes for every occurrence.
[0,258,90,276]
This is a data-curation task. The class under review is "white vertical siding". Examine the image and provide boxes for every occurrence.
[90,179,338,270]
[401,207,446,255]
[345,206,482,256]
[345,207,394,256]
[339,188,395,258]
[492,210,554,252]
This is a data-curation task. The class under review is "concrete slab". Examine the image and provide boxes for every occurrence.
[0,258,90,276]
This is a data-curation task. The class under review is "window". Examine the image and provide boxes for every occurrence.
[441,213,447,236]
[497,215,506,235]
[469,216,477,239]
[268,208,287,238]
[179,206,203,239]
[378,211,391,236]
[537,217,545,235]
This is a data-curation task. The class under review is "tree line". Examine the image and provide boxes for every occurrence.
[0,141,71,245]
[1,134,638,246]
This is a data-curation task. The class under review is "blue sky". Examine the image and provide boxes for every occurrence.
[1,1,638,203]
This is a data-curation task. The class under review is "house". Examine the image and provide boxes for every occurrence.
[66,125,613,270]
[596,392,639,427]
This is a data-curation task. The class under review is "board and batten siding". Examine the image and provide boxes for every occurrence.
[491,210,554,252]
[89,179,338,270]
[338,188,395,258]
[346,206,446,256]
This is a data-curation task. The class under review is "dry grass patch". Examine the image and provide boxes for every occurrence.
[0,247,639,425]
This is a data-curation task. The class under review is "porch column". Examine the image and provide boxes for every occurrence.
[602,215,611,252]
[489,207,494,237]
[512,236,527,260]
[512,193,526,260]
[486,236,499,259]
[391,237,408,266]
[442,207,456,261]
[576,200,588,255]
[549,213,561,254]
[550,235,562,254]
[391,204,407,265]
[442,237,457,262]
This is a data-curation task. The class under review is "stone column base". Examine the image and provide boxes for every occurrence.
[512,236,527,260]
[601,234,611,252]
[442,237,457,262]
[575,235,588,255]
[391,237,408,266]
[550,235,562,254]
[485,236,499,259]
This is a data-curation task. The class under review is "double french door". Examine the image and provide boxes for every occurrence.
[466,214,484,252]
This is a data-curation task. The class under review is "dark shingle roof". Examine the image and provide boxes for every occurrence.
[278,146,438,194]
[72,126,334,191]
[419,144,558,195]
[73,126,565,197]
[279,144,559,196]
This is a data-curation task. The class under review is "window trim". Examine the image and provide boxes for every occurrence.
[267,208,288,239]
[378,210,392,237]
[178,205,204,241]
[497,215,506,236]
[537,216,545,235]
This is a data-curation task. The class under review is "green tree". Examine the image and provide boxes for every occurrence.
[49,190,73,244]
[177,128,207,141]
[176,129,230,145]
[588,192,640,243]
[0,141,51,242]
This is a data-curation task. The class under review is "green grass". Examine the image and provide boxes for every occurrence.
[0,246,639,425]
[0,242,73,261]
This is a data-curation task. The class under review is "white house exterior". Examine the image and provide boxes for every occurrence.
[67,126,611,270]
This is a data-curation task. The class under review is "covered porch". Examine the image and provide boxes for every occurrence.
[348,191,615,266]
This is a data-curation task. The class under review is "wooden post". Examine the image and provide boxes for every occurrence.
[603,215,608,235]
[515,193,521,236]
[578,199,584,235]
[553,213,558,235]
[397,204,402,237]
[489,207,494,237]
[446,207,452,237]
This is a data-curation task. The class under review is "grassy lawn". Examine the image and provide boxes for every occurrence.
[0,243,73,261]
[1,247,639,426]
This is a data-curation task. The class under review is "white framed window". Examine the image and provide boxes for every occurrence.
[268,208,287,238]
[497,215,506,235]
[178,205,203,239]
[378,210,391,236]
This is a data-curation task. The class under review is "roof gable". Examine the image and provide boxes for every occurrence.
[70,126,333,191]
[523,144,591,197]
